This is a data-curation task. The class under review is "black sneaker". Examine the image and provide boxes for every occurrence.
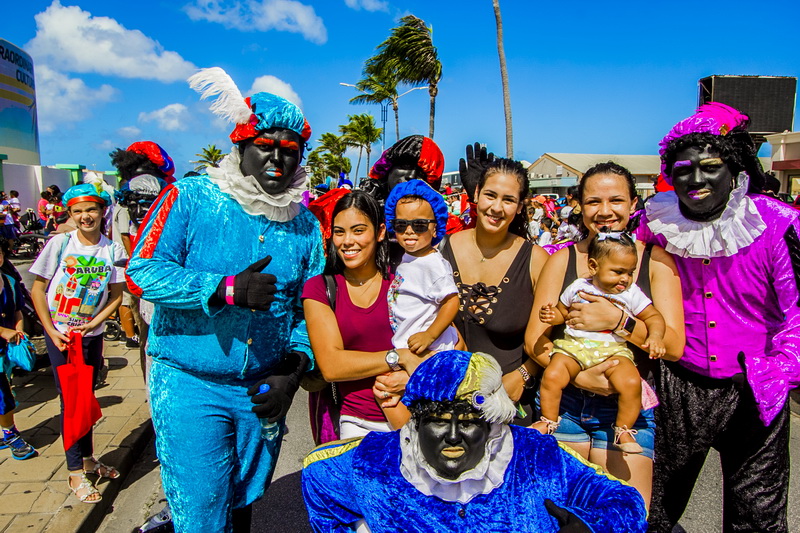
[139,503,173,532]
[126,335,140,348]
[5,433,37,460]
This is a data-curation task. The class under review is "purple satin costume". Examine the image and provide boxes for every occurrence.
[637,195,800,426]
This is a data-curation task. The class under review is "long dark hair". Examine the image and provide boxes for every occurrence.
[477,158,529,238]
[324,190,390,279]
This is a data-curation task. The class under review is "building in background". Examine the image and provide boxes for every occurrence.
[527,154,660,198]
[766,131,800,196]
[0,38,38,166]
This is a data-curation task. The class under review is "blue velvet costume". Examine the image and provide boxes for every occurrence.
[127,176,324,532]
[302,426,647,532]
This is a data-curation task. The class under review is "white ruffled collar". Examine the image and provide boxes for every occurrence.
[644,172,766,258]
[206,148,307,222]
[399,422,513,504]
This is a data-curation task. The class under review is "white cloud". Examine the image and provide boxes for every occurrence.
[27,1,196,82]
[94,140,115,151]
[185,0,327,44]
[35,65,117,133]
[138,104,191,131]
[117,126,142,138]
[248,76,303,109]
[344,0,388,12]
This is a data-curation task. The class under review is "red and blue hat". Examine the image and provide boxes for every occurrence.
[126,141,176,183]
[189,67,311,145]
[63,182,112,208]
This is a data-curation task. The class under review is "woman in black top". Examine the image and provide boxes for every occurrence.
[440,159,549,425]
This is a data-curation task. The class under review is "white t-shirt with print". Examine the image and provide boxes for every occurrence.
[388,251,459,351]
[560,277,652,343]
[30,232,127,337]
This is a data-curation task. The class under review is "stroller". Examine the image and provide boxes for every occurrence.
[13,209,47,258]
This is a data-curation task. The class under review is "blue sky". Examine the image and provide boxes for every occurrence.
[2,0,799,178]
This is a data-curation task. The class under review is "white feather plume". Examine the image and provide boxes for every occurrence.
[188,67,252,124]
[473,352,517,424]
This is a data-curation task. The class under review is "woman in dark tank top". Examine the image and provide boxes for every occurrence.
[526,162,685,509]
[440,159,549,425]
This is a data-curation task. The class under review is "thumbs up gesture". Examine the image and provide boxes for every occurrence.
[215,256,278,311]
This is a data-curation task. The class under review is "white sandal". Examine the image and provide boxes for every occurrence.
[533,416,561,435]
[84,457,121,479]
[613,425,643,454]
[69,472,102,503]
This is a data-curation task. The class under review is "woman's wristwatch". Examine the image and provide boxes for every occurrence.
[517,364,536,389]
[614,313,636,337]
[386,349,402,371]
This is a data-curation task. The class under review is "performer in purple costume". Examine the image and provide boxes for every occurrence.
[638,102,800,532]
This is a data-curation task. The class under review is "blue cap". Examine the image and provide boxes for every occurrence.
[63,183,112,208]
[385,180,449,245]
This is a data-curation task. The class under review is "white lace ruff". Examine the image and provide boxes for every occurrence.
[205,148,307,222]
[645,173,766,258]
[399,423,513,504]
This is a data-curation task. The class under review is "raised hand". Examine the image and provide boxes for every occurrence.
[458,142,495,200]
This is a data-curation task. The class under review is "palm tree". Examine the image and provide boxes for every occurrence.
[493,0,513,158]
[340,114,383,182]
[312,132,352,181]
[369,15,442,138]
[350,66,400,143]
[305,150,328,187]
[192,144,224,173]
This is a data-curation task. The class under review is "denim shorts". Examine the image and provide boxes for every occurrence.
[536,385,656,459]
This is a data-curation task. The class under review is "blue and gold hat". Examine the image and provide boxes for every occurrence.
[402,350,517,424]
[63,182,112,208]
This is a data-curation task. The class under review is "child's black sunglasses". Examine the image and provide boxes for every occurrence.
[392,218,436,234]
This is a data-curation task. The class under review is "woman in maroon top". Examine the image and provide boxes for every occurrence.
[303,191,423,439]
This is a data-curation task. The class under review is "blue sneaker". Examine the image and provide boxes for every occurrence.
[4,432,37,460]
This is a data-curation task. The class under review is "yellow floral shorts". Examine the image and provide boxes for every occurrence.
[552,334,635,370]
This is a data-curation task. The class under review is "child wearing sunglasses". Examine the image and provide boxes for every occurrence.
[536,230,666,454]
[384,180,460,359]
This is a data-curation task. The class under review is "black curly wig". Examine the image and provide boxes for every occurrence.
[661,131,765,194]
[407,399,482,429]
[110,148,165,181]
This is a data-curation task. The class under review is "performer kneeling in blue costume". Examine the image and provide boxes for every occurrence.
[302,350,647,532]
[127,67,324,533]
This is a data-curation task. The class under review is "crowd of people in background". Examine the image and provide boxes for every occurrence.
[1,71,798,533]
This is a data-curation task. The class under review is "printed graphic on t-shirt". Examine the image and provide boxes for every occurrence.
[51,254,113,328]
[387,272,404,332]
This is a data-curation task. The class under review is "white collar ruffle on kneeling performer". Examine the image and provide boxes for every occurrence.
[206,148,307,222]
[399,422,513,504]
[644,172,766,259]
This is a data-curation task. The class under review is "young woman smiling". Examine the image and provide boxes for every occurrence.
[303,191,422,439]
[440,159,550,425]
[527,162,685,507]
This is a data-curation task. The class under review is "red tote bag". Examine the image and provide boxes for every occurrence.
[57,331,102,450]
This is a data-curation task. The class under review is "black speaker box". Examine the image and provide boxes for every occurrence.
[698,75,796,134]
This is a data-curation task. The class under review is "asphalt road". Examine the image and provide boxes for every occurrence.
[16,258,797,533]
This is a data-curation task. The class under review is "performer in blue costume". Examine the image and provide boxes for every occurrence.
[128,67,324,533]
[302,350,647,532]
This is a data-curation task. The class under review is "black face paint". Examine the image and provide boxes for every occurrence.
[386,163,427,192]
[239,128,302,195]
[670,145,734,222]
[417,408,491,480]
